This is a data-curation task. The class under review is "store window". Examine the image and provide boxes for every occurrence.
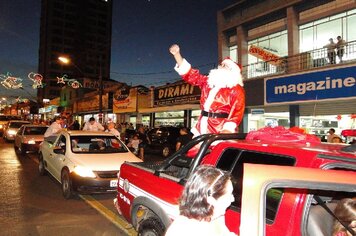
[191,110,201,129]
[229,45,238,63]
[141,115,150,127]
[247,30,287,78]
[300,10,356,62]
[155,111,184,127]
[248,112,290,131]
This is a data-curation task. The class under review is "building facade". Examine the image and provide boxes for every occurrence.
[38,0,113,101]
[218,0,356,140]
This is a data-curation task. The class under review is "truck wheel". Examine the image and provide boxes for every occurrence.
[161,145,171,158]
[38,154,47,176]
[138,217,165,236]
[61,169,73,199]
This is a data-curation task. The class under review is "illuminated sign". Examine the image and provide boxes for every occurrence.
[249,45,282,66]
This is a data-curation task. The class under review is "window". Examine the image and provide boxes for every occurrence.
[216,148,296,223]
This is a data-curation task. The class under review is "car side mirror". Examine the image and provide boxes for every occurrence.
[53,147,65,154]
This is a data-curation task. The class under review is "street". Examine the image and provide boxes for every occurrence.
[0,138,163,236]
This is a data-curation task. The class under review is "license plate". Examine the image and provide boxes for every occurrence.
[110,179,118,187]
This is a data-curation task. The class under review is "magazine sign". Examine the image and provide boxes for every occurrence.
[265,66,356,104]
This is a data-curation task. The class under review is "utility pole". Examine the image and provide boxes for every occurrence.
[98,56,103,124]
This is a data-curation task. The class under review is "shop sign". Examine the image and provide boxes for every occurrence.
[249,45,282,66]
[153,82,200,106]
[251,108,265,115]
[82,78,122,90]
[265,66,356,104]
[113,86,137,113]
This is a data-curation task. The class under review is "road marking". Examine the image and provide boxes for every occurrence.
[79,194,137,236]
[29,154,136,235]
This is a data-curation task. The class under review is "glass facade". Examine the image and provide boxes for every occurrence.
[154,111,184,127]
[247,30,288,78]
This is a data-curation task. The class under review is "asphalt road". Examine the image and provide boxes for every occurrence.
[0,138,164,236]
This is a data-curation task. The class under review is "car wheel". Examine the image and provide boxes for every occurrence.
[61,169,73,199]
[20,144,26,155]
[161,145,171,158]
[138,217,165,236]
[38,154,47,176]
[14,144,19,153]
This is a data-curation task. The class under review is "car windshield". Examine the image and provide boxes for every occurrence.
[10,122,30,128]
[24,127,48,135]
[70,135,129,153]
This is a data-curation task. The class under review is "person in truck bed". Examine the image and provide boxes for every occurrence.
[165,165,236,236]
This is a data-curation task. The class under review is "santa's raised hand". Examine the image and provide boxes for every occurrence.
[169,44,183,66]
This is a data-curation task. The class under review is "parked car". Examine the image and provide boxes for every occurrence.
[39,130,142,199]
[146,126,184,157]
[3,120,31,142]
[114,128,356,236]
[14,124,48,154]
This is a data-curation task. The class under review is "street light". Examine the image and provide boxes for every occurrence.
[58,56,103,123]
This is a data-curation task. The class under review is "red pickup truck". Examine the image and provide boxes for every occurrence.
[115,130,356,236]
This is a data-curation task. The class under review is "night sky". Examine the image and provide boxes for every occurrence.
[0,0,235,101]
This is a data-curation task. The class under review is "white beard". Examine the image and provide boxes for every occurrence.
[207,68,242,89]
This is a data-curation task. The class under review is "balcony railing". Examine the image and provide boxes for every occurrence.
[244,40,356,79]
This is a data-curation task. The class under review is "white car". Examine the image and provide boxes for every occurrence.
[39,130,142,199]
[3,120,31,141]
[14,124,48,154]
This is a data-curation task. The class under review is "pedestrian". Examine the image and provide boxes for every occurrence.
[165,165,236,236]
[327,128,339,143]
[336,36,347,63]
[176,127,193,151]
[69,119,80,130]
[44,116,63,138]
[332,198,356,236]
[324,38,336,64]
[106,122,120,137]
[127,134,140,155]
[137,126,150,161]
[82,117,104,131]
[169,44,245,137]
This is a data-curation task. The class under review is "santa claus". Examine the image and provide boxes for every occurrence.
[169,44,245,137]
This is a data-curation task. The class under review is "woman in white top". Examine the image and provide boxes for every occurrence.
[165,165,236,236]
[44,116,63,138]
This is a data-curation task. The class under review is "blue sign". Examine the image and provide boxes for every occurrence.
[265,66,356,104]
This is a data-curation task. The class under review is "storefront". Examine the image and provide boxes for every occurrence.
[138,81,201,129]
[218,0,356,137]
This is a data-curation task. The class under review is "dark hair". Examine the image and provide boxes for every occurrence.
[180,127,188,133]
[179,165,231,221]
[89,117,95,122]
[332,198,356,236]
[329,128,336,133]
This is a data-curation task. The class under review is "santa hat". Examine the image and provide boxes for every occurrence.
[220,58,243,86]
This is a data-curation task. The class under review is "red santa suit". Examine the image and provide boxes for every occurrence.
[175,58,245,136]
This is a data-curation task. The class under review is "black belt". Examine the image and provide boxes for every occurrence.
[201,110,229,119]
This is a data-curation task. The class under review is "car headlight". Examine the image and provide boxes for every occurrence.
[27,140,36,144]
[8,130,17,135]
[73,166,96,178]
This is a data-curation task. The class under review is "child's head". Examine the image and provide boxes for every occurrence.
[132,134,138,140]
[333,198,356,236]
